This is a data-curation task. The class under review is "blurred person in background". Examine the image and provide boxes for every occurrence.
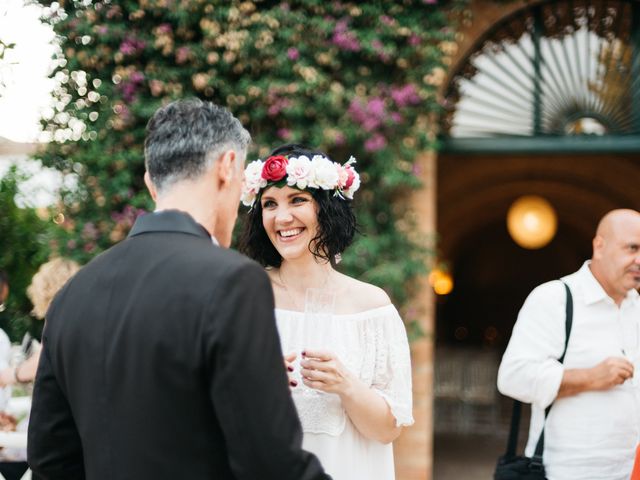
[498,209,640,480]
[0,258,80,388]
[0,271,12,408]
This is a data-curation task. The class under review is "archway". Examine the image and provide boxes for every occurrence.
[433,1,640,476]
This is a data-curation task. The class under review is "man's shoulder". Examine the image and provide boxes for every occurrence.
[68,234,263,290]
[525,278,569,307]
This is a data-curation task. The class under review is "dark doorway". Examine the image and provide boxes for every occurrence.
[436,218,589,351]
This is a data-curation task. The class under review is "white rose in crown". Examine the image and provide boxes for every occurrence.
[310,155,340,190]
[241,160,267,206]
[286,155,313,190]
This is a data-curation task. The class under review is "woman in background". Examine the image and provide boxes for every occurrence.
[0,258,80,387]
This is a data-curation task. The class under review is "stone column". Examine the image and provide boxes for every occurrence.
[394,151,437,480]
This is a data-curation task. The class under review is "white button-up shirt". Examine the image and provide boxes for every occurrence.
[498,261,640,480]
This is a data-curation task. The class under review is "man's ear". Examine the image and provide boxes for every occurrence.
[144,171,158,201]
[592,235,604,259]
[216,149,237,188]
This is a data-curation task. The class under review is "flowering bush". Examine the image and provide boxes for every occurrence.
[35,0,466,326]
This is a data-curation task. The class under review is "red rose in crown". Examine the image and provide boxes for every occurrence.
[261,155,289,181]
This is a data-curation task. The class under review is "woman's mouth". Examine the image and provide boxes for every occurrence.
[278,228,304,241]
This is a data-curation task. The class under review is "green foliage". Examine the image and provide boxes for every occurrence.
[0,167,50,341]
[0,39,16,97]
[0,40,15,61]
[36,0,466,327]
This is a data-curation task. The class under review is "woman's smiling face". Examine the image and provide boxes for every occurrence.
[261,185,319,262]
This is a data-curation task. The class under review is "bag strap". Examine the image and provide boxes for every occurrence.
[503,281,573,462]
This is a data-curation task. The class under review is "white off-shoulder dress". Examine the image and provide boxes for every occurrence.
[275,304,414,480]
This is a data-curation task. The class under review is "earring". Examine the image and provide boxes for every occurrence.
[334,253,342,264]
[0,303,5,313]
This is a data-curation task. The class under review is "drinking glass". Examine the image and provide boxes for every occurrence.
[298,288,336,395]
[303,288,336,352]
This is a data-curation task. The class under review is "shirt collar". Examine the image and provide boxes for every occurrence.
[577,260,640,305]
[129,210,211,241]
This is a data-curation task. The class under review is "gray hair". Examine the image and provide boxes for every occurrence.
[144,98,251,193]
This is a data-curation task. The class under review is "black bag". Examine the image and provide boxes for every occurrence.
[494,282,573,480]
[493,400,546,479]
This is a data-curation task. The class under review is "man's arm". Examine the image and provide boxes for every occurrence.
[28,319,85,479]
[558,357,633,398]
[205,261,330,480]
[497,281,569,409]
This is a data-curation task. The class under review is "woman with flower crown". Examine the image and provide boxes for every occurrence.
[239,144,414,480]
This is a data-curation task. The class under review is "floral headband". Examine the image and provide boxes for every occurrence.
[241,153,361,208]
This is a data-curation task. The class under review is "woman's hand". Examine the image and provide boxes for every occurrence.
[301,349,403,444]
[284,352,298,388]
[300,349,355,396]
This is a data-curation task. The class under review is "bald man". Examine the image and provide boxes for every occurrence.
[498,209,640,480]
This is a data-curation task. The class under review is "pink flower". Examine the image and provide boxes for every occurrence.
[380,15,395,26]
[277,128,292,140]
[261,155,289,181]
[286,156,313,189]
[390,84,421,108]
[82,222,99,241]
[367,98,386,117]
[157,24,172,35]
[338,165,357,189]
[119,37,146,56]
[409,34,421,46]
[267,93,291,117]
[287,47,299,60]
[364,133,387,152]
[332,20,361,52]
[176,47,191,64]
[390,112,403,124]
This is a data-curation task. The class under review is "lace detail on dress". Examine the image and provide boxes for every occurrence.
[293,389,346,435]
[372,309,414,426]
[275,305,414,435]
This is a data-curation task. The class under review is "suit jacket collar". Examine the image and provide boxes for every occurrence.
[128,210,211,241]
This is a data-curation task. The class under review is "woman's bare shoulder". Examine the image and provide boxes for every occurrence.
[338,273,391,311]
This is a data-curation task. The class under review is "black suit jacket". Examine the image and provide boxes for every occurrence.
[27,210,329,480]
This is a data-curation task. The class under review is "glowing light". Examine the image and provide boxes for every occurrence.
[507,195,557,249]
[428,267,454,295]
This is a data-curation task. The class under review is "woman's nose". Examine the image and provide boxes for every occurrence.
[275,207,293,223]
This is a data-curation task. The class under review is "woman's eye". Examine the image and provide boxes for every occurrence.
[292,196,308,204]
[262,200,276,208]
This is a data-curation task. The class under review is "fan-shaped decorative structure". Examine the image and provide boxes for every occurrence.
[442,0,640,152]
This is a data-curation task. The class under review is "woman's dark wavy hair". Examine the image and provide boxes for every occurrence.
[239,144,357,268]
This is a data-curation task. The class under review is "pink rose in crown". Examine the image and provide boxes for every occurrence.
[336,164,349,189]
[344,166,356,189]
[261,155,289,181]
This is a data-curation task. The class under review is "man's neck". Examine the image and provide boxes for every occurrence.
[588,262,625,306]
[154,182,217,237]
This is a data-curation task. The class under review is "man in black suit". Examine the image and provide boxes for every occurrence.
[28,99,330,480]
